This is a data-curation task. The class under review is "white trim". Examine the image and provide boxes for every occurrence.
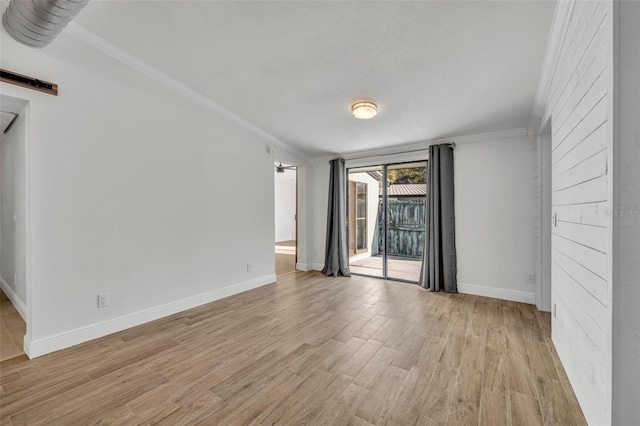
[313,127,529,164]
[24,100,33,354]
[0,95,27,114]
[0,276,27,321]
[537,131,553,313]
[63,23,311,165]
[345,150,430,169]
[295,263,311,272]
[457,282,536,305]
[25,274,276,359]
[295,262,323,272]
[528,1,575,137]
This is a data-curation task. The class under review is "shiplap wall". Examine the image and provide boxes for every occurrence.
[538,1,612,424]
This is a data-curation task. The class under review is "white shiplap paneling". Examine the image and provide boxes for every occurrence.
[535,1,613,424]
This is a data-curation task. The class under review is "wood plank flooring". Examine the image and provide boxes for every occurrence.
[0,290,26,362]
[0,272,586,425]
[275,241,296,276]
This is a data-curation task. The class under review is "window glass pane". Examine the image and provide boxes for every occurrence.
[356,219,366,250]
[348,166,383,277]
[386,161,427,282]
[356,194,366,218]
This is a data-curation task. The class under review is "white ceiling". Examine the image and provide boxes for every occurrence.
[70,1,555,158]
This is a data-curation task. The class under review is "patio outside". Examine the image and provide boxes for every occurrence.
[349,254,422,282]
[348,162,427,283]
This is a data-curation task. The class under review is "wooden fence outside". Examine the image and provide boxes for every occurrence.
[374,199,426,258]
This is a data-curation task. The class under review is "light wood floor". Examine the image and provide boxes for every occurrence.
[0,290,26,362]
[275,240,296,276]
[0,272,586,425]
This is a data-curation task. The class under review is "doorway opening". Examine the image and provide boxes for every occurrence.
[0,96,28,361]
[274,162,297,276]
[348,161,427,283]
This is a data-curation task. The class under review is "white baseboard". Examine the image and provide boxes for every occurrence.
[0,275,27,321]
[457,282,536,305]
[295,263,311,272]
[25,274,276,359]
[295,262,323,272]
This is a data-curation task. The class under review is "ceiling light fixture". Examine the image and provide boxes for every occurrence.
[275,162,296,173]
[351,101,378,120]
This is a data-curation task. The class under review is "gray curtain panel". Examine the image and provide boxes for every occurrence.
[322,159,351,277]
[419,144,457,292]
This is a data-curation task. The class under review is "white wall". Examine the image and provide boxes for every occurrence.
[0,110,27,311]
[274,168,296,242]
[306,161,330,271]
[294,164,309,270]
[536,1,613,423]
[309,137,537,305]
[455,136,536,303]
[0,28,312,357]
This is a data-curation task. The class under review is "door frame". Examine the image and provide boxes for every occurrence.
[274,161,298,276]
[346,159,427,284]
[0,94,32,356]
[537,119,553,312]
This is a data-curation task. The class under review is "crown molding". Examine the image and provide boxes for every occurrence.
[528,0,576,137]
[64,23,312,164]
[312,127,529,164]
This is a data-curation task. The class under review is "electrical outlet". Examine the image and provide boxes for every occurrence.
[527,274,536,283]
[246,263,252,272]
[97,293,109,308]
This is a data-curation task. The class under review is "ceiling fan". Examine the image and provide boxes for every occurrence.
[275,162,296,173]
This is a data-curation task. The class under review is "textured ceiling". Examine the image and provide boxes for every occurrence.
[70,1,555,158]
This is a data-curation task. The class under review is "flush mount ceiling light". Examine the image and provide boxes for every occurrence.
[351,101,378,120]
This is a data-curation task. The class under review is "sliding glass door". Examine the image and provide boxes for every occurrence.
[347,161,427,283]
[385,162,427,281]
